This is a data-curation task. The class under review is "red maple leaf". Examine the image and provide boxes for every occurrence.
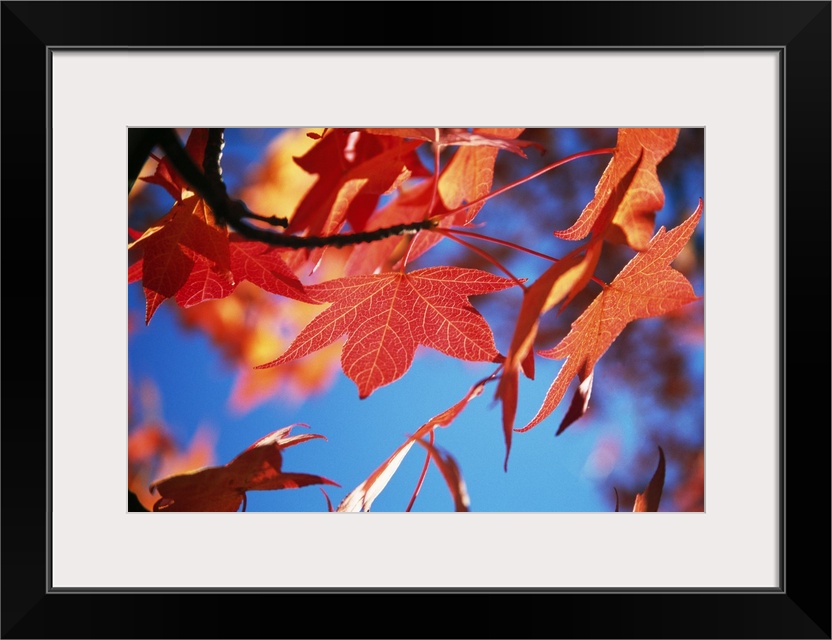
[128,195,232,323]
[289,129,430,235]
[257,267,518,399]
[519,200,703,435]
[554,128,680,251]
[290,128,530,274]
[227,235,315,302]
[129,209,314,323]
[349,139,572,274]
[149,424,339,512]
[168,237,317,311]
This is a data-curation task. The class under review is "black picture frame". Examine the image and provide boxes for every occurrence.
[2,2,829,638]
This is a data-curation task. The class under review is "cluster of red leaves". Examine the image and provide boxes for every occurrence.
[128,128,525,394]
[128,127,702,511]
[494,128,701,469]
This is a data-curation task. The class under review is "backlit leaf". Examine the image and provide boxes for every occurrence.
[149,425,339,512]
[554,128,680,250]
[519,200,702,435]
[633,446,666,512]
[257,267,518,398]
[337,380,484,512]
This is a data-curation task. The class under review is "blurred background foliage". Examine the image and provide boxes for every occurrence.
[128,127,704,513]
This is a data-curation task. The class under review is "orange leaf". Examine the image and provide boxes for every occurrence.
[633,446,666,512]
[391,128,527,267]
[364,127,542,158]
[149,425,339,512]
[337,380,485,512]
[257,267,518,399]
[519,200,703,435]
[438,127,525,224]
[554,128,680,251]
[494,247,594,468]
[413,438,470,512]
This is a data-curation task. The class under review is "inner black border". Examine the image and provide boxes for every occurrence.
[2,2,829,638]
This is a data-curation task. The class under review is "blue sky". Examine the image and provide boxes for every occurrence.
[128,127,705,513]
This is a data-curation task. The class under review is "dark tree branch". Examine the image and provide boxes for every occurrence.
[127,128,166,194]
[143,127,436,249]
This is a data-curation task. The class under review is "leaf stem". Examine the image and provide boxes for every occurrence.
[433,230,527,290]
[442,227,562,263]
[430,147,615,223]
[439,227,608,289]
[426,128,442,217]
[406,431,435,512]
[155,128,440,249]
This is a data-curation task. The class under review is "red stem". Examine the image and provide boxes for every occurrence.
[443,227,562,263]
[402,130,443,272]
[433,229,527,290]
[405,431,435,512]
[426,128,441,217]
[430,147,615,223]
[440,227,608,289]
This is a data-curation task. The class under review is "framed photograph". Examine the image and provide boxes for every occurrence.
[3,1,829,638]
